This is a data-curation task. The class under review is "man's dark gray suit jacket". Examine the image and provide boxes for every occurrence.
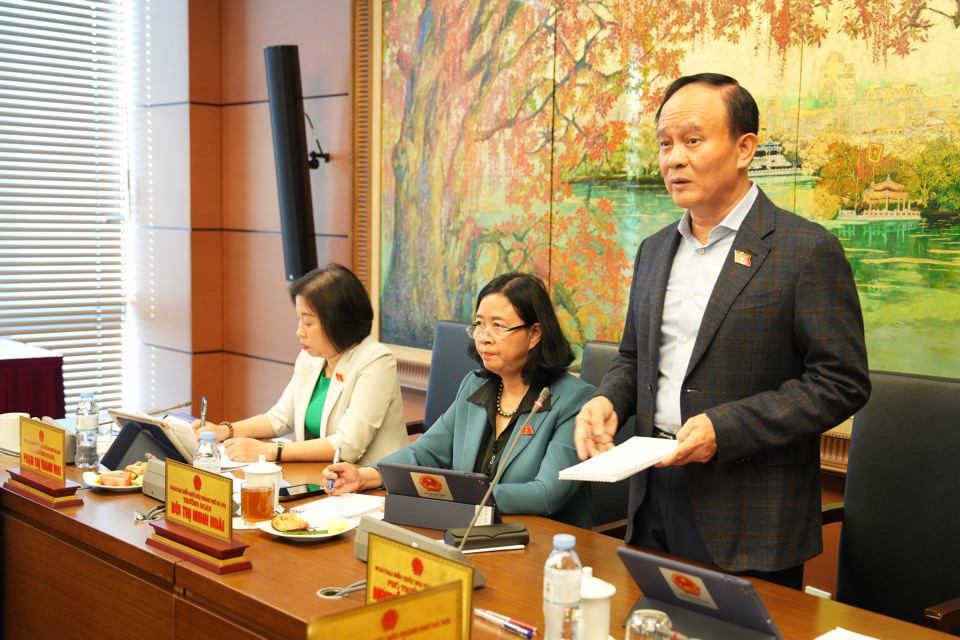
[597,188,870,572]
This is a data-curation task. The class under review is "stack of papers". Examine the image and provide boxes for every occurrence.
[298,493,386,521]
[217,443,247,470]
[559,436,679,482]
[163,413,246,469]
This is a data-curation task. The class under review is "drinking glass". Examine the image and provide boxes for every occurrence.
[624,609,673,639]
[241,483,275,524]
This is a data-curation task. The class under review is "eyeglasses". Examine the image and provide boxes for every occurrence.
[466,323,530,340]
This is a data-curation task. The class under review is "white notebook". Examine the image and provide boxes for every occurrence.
[559,436,679,482]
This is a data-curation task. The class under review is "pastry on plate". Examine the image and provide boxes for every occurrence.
[271,512,309,532]
[124,460,148,479]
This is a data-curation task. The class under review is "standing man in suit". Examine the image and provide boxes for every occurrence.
[574,73,870,588]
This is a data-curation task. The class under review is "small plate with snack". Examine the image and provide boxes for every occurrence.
[83,460,149,492]
[255,513,357,541]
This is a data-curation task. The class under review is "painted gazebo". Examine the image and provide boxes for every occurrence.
[862,176,911,212]
[837,176,920,220]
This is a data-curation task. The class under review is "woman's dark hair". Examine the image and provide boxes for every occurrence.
[288,264,373,353]
[467,272,574,387]
[655,72,759,138]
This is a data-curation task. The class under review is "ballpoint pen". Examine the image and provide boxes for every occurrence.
[199,396,207,430]
[473,608,537,635]
[474,609,534,638]
[327,447,342,491]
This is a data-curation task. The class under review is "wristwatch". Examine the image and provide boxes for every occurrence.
[275,440,284,462]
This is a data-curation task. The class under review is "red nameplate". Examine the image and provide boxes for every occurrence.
[3,467,83,509]
[146,519,252,574]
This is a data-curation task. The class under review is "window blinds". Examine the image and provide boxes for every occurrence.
[0,0,126,413]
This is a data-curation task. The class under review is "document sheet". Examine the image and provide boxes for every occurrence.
[559,436,679,482]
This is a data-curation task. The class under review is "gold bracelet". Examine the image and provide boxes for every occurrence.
[219,421,234,440]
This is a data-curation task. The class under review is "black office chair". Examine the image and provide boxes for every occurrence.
[406,320,477,436]
[822,371,960,634]
[580,340,633,538]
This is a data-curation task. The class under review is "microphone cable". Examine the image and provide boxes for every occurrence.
[317,579,366,599]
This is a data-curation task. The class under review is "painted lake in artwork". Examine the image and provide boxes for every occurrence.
[557,177,960,378]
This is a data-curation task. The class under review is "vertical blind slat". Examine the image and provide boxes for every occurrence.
[0,0,126,415]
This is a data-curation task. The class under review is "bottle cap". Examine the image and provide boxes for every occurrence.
[552,533,576,550]
[199,431,216,441]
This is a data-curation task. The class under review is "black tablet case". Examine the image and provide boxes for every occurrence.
[618,547,782,640]
[100,419,187,471]
[379,462,501,530]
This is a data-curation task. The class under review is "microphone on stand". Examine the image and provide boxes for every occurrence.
[457,387,551,552]
[147,401,192,416]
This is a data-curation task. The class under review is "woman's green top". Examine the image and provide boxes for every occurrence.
[303,374,331,440]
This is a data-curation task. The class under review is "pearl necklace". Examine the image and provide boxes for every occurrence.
[496,382,521,417]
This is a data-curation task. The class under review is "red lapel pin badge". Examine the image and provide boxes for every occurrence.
[335,372,344,382]
[521,425,534,436]
[734,249,752,267]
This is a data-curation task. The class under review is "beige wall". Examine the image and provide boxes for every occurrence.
[129,0,381,423]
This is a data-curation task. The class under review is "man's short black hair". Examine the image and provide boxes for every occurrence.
[467,272,574,388]
[655,73,759,138]
[289,264,373,353]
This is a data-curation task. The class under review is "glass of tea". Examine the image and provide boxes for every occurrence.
[241,483,275,524]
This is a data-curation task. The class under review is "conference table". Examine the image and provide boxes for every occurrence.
[0,455,951,639]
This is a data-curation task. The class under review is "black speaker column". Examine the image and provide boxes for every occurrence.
[265,44,317,281]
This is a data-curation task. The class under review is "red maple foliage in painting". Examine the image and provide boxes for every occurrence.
[379,0,931,348]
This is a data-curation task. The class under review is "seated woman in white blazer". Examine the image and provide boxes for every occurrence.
[193,264,408,464]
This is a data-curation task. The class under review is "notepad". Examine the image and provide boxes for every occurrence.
[156,413,201,460]
[558,436,679,482]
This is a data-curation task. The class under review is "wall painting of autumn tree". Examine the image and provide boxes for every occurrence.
[379,0,960,378]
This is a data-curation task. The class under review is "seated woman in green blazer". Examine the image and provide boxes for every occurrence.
[323,272,597,528]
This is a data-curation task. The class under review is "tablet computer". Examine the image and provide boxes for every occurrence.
[377,461,500,529]
[617,547,783,640]
[378,461,492,505]
[101,410,190,471]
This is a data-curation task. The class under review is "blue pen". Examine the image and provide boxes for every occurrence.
[200,396,207,429]
[328,447,342,491]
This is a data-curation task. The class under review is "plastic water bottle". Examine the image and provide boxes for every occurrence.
[193,431,221,473]
[96,399,113,456]
[74,392,99,469]
[543,533,582,640]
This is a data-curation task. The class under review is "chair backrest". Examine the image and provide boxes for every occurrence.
[837,371,960,626]
[580,340,634,537]
[580,340,621,390]
[422,321,477,430]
